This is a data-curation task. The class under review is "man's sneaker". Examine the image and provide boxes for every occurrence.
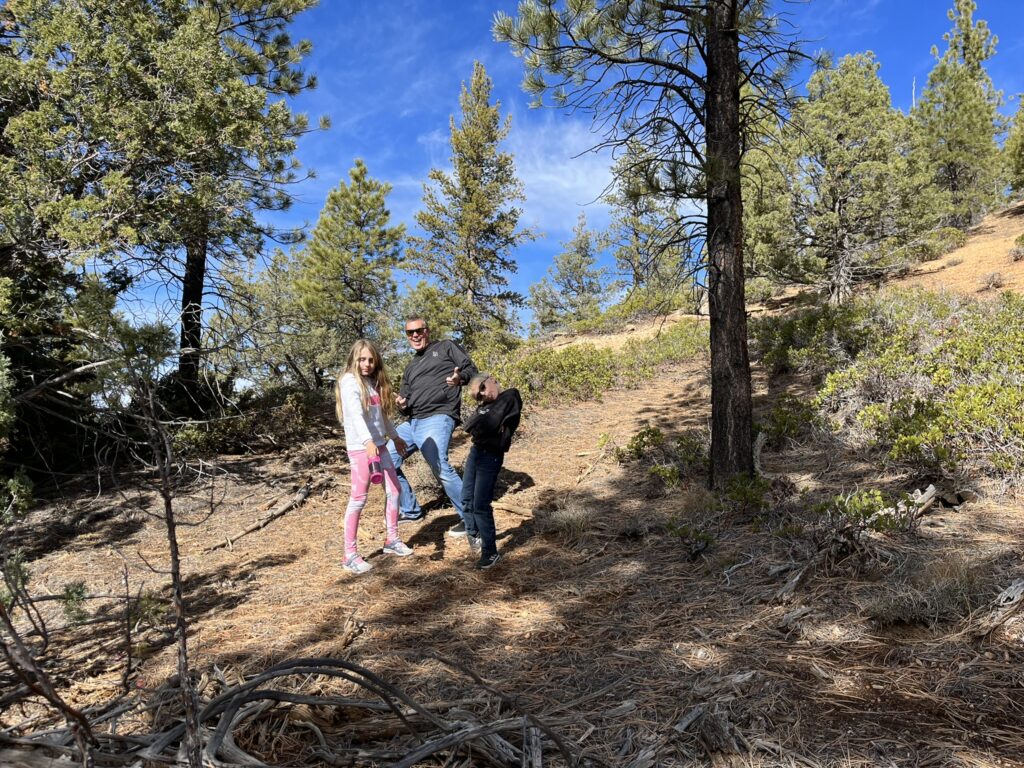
[467,535,482,553]
[398,511,425,524]
[382,540,414,557]
[447,521,468,538]
[343,554,373,575]
[476,552,502,571]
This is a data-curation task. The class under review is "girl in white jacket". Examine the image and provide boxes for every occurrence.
[334,339,413,574]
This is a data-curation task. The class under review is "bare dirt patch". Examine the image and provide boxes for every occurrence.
[543,308,705,353]
[897,199,1024,295]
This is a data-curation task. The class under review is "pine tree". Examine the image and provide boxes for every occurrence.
[1006,101,1024,195]
[913,0,1004,227]
[147,1,319,410]
[528,213,607,333]
[603,142,694,312]
[297,160,404,348]
[215,162,403,389]
[213,248,332,391]
[0,275,13,457]
[746,53,945,303]
[0,0,319,415]
[407,61,535,349]
[496,0,804,485]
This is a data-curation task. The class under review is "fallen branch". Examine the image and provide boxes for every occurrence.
[492,500,533,517]
[206,477,328,552]
[3,656,589,768]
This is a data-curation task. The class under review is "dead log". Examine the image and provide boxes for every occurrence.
[206,477,328,553]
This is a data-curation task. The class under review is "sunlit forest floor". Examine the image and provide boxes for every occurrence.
[5,203,1024,766]
[7,351,1024,766]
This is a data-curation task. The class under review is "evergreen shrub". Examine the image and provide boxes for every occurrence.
[479,318,706,407]
[172,387,326,456]
[751,303,873,378]
[757,393,822,449]
[913,227,967,262]
[745,277,776,305]
[978,272,1005,291]
[815,290,1024,481]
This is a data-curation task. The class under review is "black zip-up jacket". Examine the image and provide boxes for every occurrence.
[398,339,478,424]
[463,388,523,454]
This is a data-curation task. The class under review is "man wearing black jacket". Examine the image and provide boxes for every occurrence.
[386,317,478,535]
[461,372,522,570]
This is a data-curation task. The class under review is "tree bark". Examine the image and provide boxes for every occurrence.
[178,226,208,413]
[705,0,754,488]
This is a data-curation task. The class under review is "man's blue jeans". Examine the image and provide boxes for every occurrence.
[386,414,464,518]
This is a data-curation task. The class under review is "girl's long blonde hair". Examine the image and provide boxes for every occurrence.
[334,339,396,424]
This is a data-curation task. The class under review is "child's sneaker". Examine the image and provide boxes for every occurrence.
[343,554,373,574]
[476,552,502,570]
[382,540,413,557]
[467,535,482,553]
[447,521,467,538]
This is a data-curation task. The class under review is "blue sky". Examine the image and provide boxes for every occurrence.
[269,0,1024,318]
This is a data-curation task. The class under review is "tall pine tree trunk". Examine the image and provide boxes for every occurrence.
[706,0,754,488]
[179,226,207,413]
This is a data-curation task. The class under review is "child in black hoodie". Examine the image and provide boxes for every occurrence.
[461,373,522,569]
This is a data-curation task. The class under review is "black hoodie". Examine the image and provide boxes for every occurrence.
[463,388,523,454]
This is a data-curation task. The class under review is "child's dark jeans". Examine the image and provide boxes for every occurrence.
[461,445,503,558]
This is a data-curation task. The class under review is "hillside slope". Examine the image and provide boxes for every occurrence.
[4,204,1024,766]
[897,198,1024,294]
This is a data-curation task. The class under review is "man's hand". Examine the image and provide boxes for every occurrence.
[393,437,408,457]
[446,366,462,387]
[395,393,408,409]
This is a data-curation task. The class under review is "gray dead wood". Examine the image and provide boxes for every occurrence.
[0,747,82,768]
[973,579,1024,638]
[697,708,742,755]
[492,501,532,517]
[4,656,588,768]
[866,484,937,528]
[523,726,543,768]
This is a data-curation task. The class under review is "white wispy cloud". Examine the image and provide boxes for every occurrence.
[505,111,615,238]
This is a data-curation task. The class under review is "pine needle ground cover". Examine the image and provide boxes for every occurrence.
[4,306,1023,765]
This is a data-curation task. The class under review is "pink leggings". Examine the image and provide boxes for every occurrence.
[344,448,400,557]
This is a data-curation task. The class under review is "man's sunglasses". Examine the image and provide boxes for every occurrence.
[405,326,427,337]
